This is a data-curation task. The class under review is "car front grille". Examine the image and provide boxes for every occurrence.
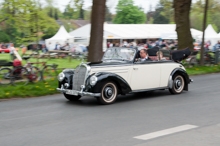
[72,66,87,91]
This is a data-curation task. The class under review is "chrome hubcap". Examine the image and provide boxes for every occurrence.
[104,86,114,99]
[175,78,182,91]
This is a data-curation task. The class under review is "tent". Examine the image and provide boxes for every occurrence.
[45,26,74,50]
[70,24,202,39]
[198,24,218,48]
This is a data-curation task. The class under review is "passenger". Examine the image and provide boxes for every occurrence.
[156,51,167,61]
[140,49,152,62]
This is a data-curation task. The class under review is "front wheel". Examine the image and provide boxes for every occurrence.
[64,93,81,101]
[0,68,12,85]
[169,74,185,94]
[42,65,58,83]
[97,82,118,105]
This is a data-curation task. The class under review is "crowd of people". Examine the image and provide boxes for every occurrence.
[42,42,88,53]
[107,40,178,51]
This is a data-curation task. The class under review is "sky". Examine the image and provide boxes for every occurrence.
[52,0,160,13]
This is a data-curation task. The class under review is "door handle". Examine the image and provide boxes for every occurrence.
[133,68,138,70]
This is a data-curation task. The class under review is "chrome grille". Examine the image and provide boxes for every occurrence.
[73,66,87,91]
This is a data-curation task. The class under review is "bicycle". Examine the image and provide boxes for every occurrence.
[0,60,13,85]
[0,57,58,86]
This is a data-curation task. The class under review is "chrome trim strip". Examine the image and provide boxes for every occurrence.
[57,88,100,97]
[91,64,133,68]
[131,87,168,93]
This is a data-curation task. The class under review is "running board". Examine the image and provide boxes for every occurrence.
[130,87,168,93]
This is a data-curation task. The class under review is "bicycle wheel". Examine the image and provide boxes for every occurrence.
[0,68,12,85]
[11,66,30,86]
[42,65,58,83]
[30,66,42,83]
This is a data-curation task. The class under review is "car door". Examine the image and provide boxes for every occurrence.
[130,62,161,91]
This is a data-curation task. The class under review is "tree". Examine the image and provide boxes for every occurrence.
[88,0,106,62]
[113,0,146,24]
[0,0,59,45]
[105,7,112,21]
[54,8,59,20]
[173,0,194,51]
[63,0,84,19]
[0,31,10,43]
[153,14,169,24]
[63,4,76,19]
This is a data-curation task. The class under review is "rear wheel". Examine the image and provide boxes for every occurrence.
[30,66,42,83]
[0,68,12,85]
[42,65,58,83]
[169,74,185,94]
[64,93,81,101]
[11,66,30,86]
[97,82,118,105]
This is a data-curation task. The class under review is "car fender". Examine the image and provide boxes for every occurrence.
[85,72,132,94]
[168,68,190,91]
[58,69,75,89]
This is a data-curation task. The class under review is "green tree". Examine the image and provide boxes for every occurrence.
[153,14,169,24]
[63,4,76,19]
[0,0,59,45]
[54,8,59,20]
[0,31,10,43]
[113,0,146,24]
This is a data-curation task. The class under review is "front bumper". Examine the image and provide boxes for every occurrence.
[57,86,100,97]
[189,78,193,83]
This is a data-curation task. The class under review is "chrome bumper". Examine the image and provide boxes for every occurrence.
[190,78,193,83]
[57,86,100,97]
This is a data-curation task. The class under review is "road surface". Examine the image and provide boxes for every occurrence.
[1,73,220,146]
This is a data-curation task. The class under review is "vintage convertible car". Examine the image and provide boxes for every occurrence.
[57,47,192,104]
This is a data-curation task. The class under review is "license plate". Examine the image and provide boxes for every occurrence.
[66,90,78,96]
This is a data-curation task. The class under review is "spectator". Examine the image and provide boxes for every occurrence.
[10,44,15,60]
[48,42,53,50]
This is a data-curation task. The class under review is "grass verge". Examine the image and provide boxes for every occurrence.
[186,65,220,75]
[0,80,59,99]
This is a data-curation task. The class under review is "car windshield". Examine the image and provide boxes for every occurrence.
[102,48,136,61]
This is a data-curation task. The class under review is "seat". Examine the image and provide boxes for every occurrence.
[22,56,31,60]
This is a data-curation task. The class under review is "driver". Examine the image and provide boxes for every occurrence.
[140,49,152,62]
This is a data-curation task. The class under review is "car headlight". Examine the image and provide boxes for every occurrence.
[58,72,65,82]
[90,76,98,86]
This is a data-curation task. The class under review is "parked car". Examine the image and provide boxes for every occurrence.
[0,48,10,53]
[57,47,193,104]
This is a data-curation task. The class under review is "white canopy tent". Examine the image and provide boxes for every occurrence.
[45,26,74,50]
[198,24,218,48]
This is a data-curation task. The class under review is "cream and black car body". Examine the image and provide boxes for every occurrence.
[57,47,192,104]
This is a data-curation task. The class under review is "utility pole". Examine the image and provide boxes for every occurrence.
[200,0,209,66]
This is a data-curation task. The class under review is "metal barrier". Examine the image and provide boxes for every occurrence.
[214,50,219,65]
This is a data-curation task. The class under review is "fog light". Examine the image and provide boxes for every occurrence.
[64,83,69,88]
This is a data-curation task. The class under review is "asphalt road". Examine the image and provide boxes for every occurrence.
[1,73,220,146]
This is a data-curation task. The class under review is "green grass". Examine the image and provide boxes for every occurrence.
[0,80,59,99]
[186,65,220,75]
